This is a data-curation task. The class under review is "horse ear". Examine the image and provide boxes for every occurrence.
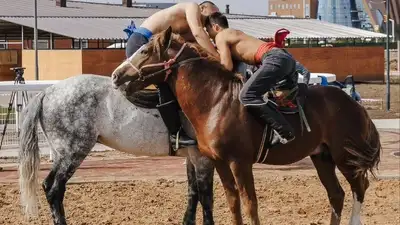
[163,26,173,48]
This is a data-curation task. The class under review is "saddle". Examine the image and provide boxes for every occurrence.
[125,88,160,109]
[255,83,311,164]
[265,83,308,114]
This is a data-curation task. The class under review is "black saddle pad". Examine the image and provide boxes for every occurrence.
[125,89,159,109]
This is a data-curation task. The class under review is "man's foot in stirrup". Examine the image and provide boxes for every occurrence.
[170,129,197,147]
[270,129,295,147]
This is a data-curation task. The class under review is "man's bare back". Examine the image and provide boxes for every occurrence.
[215,28,265,65]
[141,3,195,41]
[140,2,219,57]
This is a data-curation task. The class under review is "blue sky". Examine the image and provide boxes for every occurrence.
[77,0,270,16]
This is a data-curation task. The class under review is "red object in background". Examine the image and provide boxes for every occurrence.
[274,28,290,48]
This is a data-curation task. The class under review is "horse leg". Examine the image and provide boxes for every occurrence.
[193,154,215,225]
[195,162,214,225]
[337,165,370,225]
[214,160,243,225]
[42,141,95,225]
[310,146,345,225]
[183,147,215,225]
[183,155,199,225]
[230,161,260,225]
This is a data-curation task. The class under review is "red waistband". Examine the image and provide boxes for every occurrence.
[254,42,277,64]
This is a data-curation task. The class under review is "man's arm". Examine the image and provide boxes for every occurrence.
[295,61,310,85]
[285,50,310,85]
[215,34,233,71]
[185,3,220,59]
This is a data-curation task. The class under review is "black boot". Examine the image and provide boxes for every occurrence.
[156,83,196,148]
[246,103,295,147]
[157,100,197,147]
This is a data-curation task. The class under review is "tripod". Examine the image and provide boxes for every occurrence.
[0,67,29,150]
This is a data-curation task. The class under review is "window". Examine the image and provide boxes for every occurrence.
[33,40,49,49]
[286,4,288,9]
[0,40,7,49]
[278,4,281,9]
[282,4,284,9]
[73,39,88,49]
[290,4,293,9]
[270,5,273,10]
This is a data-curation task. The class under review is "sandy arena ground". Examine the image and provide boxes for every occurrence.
[0,84,399,225]
[357,83,400,119]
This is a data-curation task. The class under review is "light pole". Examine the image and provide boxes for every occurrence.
[385,0,390,111]
[369,0,391,111]
[34,0,39,80]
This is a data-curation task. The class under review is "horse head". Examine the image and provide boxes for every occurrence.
[111,27,187,90]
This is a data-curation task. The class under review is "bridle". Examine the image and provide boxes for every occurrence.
[126,42,203,82]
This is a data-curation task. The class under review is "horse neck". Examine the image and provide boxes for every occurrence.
[170,61,243,126]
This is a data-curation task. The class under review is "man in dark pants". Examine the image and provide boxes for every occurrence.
[124,1,220,148]
[245,59,310,85]
[205,12,301,146]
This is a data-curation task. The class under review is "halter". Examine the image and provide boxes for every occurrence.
[127,42,203,82]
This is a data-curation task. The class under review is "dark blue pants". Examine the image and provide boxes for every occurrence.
[126,32,149,58]
[239,48,297,105]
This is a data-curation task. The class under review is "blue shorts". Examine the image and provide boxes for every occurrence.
[125,27,153,58]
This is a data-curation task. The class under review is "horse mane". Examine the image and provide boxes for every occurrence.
[150,32,244,83]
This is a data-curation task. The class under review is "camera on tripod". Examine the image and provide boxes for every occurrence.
[0,67,29,150]
[10,67,26,81]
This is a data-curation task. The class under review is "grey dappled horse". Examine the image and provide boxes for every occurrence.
[18,75,215,225]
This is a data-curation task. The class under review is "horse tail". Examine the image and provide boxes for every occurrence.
[19,92,45,217]
[343,117,381,179]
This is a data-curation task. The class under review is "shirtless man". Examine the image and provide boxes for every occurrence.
[205,12,299,146]
[125,1,219,147]
[126,1,219,58]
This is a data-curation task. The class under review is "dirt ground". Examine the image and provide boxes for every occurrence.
[357,83,400,119]
[0,172,399,225]
[0,84,399,225]
[391,59,398,71]
[0,129,399,225]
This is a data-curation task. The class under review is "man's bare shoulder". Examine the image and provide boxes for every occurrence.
[216,28,243,43]
[216,29,234,40]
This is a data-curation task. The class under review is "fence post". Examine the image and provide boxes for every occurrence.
[398,41,399,73]
[15,92,19,133]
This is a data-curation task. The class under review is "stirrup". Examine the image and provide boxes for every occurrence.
[273,130,294,144]
[174,128,181,150]
[171,128,197,150]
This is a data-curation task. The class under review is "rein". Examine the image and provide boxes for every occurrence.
[128,42,203,82]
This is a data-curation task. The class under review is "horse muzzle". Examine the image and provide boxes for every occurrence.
[111,71,123,89]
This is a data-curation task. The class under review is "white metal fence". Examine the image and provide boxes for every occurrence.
[0,92,48,149]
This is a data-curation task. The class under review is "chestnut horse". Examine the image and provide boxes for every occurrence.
[111,28,381,225]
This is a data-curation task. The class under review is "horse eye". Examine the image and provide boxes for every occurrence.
[140,49,148,54]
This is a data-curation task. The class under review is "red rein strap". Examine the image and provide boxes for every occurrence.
[163,58,175,81]
[139,43,188,81]
[163,43,187,81]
